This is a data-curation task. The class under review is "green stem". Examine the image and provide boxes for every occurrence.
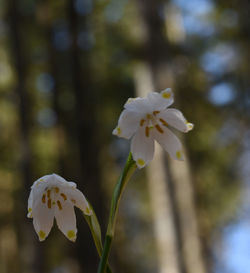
[97,153,137,273]
[84,206,113,273]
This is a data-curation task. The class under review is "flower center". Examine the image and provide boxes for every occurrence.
[140,111,166,137]
[41,187,68,210]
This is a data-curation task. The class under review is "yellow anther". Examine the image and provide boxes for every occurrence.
[39,230,46,240]
[55,187,59,193]
[42,194,46,204]
[47,199,52,209]
[57,200,62,210]
[146,114,153,119]
[137,158,145,167]
[176,150,182,160]
[28,208,32,212]
[155,124,164,134]
[60,193,67,201]
[71,199,76,204]
[153,111,160,115]
[159,118,168,126]
[162,91,171,99]
[67,230,76,241]
[140,119,145,126]
[145,126,150,137]
[47,190,51,199]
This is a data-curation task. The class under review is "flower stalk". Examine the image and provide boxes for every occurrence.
[97,153,137,273]
[84,204,113,273]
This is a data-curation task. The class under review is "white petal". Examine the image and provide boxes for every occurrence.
[112,109,142,139]
[160,88,174,105]
[147,88,174,110]
[67,181,77,188]
[32,201,55,241]
[31,175,50,189]
[55,201,77,242]
[153,127,184,161]
[27,189,33,218]
[124,97,152,113]
[66,188,92,215]
[131,126,155,168]
[159,108,193,132]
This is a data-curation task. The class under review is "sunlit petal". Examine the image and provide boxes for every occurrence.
[153,127,184,160]
[131,125,155,168]
[159,108,193,132]
[55,201,77,242]
[124,97,151,113]
[147,89,173,110]
[112,109,142,139]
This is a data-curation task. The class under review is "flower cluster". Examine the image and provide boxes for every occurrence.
[27,174,91,242]
[113,88,193,168]
[27,88,193,246]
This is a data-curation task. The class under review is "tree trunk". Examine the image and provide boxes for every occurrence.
[68,0,105,271]
[134,64,182,273]
[135,1,207,273]
[8,0,45,272]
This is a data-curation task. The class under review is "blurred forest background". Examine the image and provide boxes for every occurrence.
[0,0,250,272]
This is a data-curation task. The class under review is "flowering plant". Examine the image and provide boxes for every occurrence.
[27,89,193,273]
[113,88,193,168]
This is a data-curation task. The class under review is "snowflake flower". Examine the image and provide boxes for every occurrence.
[113,88,194,168]
[27,174,92,242]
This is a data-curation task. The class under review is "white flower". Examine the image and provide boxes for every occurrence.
[113,88,194,168]
[27,174,92,242]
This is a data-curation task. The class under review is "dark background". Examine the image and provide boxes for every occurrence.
[0,0,249,272]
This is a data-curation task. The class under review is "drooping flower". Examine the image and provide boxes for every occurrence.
[27,174,92,242]
[113,88,194,168]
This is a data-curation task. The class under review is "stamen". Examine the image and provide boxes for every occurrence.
[55,187,59,193]
[60,193,67,201]
[146,114,152,119]
[57,200,62,210]
[71,199,76,204]
[153,111,160,115]
[155,124,164,133]
[140,119,145,126]
[42,194,46,203]
[145,126,150,137]
[47,199,52,209]
[159,118,168,126]
[47,190,51,199]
